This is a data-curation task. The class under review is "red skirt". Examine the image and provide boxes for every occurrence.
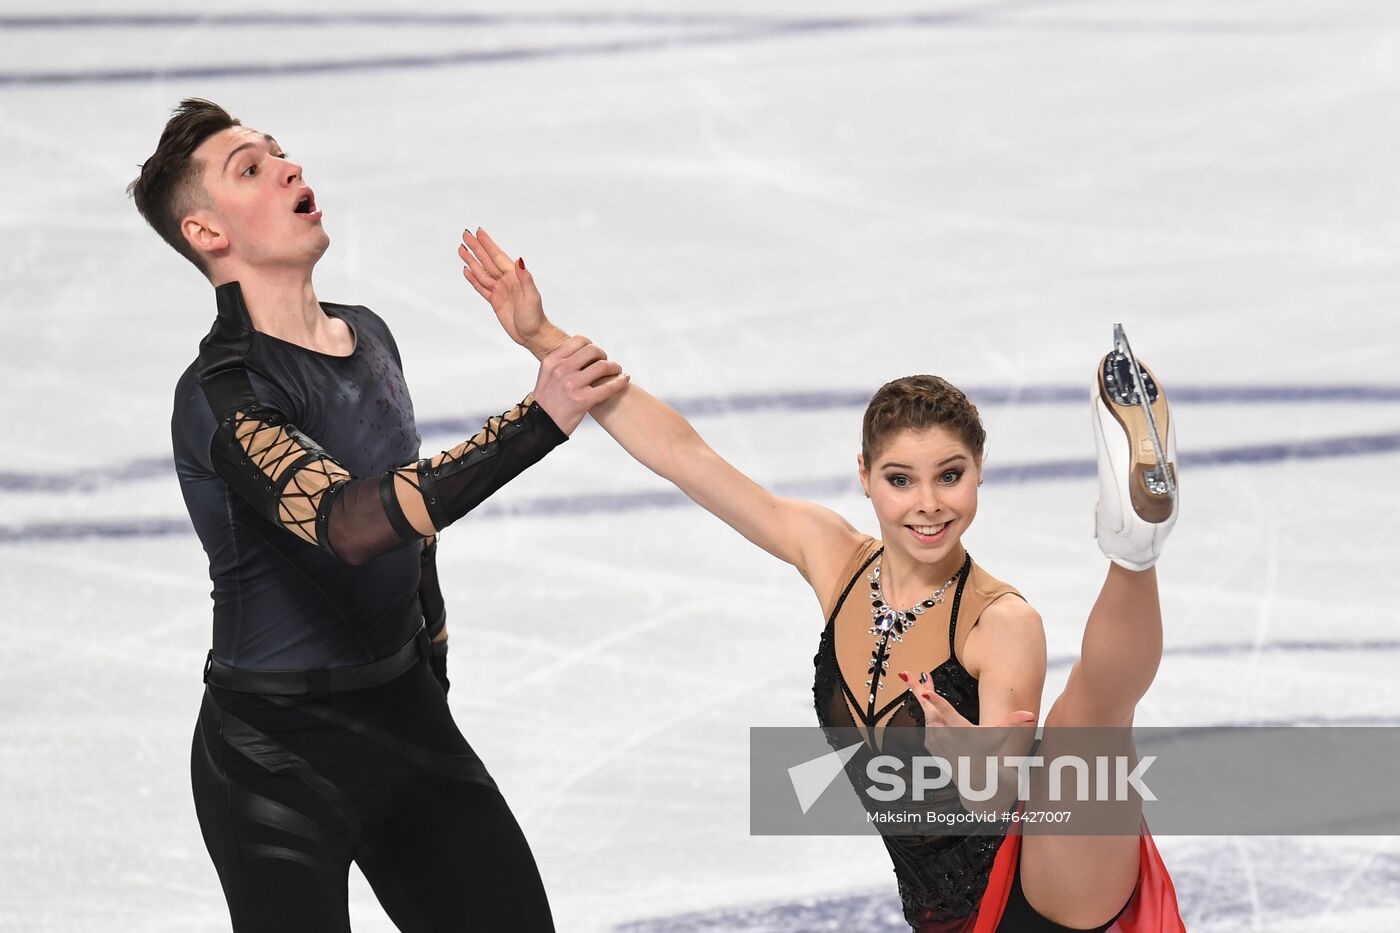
[918,823,1185,933]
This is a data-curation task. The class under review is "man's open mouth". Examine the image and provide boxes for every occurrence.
[293,187,317,215]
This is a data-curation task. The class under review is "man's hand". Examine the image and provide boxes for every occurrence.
[459,227,566,359]
[532,335,630,435]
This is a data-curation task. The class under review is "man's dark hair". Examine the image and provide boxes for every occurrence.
[127,98,240,277]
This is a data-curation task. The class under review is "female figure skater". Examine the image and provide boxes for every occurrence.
[458,229,1186,932]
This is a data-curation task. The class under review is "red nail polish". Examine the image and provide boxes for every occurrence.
[517,257,526,270]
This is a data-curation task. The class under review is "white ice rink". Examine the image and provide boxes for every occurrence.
[3,2,1399,930]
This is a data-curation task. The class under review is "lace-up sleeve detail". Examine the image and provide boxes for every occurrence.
[196,290,565,564]
[412,396,556,531]
[207,395,566,565]
[215,407,351,545]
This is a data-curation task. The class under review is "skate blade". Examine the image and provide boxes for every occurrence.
[1099,324,1176,523]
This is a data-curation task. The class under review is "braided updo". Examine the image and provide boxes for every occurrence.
[861,375,985,465]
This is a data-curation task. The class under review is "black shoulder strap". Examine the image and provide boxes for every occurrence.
[946,553,974,656]
[826,545,881,627]
[197,281,260,417]
[194,281,340,537]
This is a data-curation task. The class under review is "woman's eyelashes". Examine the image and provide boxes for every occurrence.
[883,470,964,488]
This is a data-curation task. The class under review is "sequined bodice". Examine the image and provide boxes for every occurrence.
[814,548,980,737]
[811,539,1020,928]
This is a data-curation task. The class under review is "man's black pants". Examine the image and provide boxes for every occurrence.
[191,656,554,932]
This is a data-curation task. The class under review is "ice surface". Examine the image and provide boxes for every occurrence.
[2,2,1398,930]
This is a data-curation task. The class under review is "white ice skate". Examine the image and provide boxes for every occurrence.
[1092,324,1178,571]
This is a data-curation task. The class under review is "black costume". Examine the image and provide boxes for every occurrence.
[173,282,563,931]
[813,539,1123,933]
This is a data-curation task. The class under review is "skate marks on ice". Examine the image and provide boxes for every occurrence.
[0,6,1306,89]
[2,381,1399,543]
[615,839,1400,932]
[4,381,1399,495]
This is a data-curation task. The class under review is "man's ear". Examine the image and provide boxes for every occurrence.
[182,210,228,258]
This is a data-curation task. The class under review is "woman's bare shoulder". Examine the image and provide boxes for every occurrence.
[792,512,876,623]
[962,589,1046,681]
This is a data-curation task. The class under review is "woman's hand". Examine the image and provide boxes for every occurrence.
[901,671,1036,736]
[458,227,566,358]
[899,670,1036,812]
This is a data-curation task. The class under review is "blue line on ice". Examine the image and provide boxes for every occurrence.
[0,5,1293,87]
[2,382,1398,495]
[1,423,1397,544]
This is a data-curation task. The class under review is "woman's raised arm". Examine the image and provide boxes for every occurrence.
[458,228,864,591]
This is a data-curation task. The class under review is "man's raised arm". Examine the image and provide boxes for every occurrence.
[199,285,627,565]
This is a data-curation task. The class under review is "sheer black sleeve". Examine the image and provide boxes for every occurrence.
[197,282,565,565]
[418,535,448,640]
[205,393,565,565]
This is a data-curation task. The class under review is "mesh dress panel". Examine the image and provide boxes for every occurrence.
[812,539,1020,927]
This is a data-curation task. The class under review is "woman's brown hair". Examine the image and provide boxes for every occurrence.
[861,375,985,465]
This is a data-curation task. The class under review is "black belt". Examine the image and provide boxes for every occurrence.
[203,627,432,697]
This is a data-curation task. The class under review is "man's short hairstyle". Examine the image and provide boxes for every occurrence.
[127,98,240,277]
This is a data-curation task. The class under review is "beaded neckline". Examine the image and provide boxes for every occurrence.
[856,551,973,721]
[864,555,961,704]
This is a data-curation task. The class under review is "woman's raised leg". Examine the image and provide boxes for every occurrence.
[1018,327,1178,929]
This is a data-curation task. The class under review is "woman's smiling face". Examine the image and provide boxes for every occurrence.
[860,424,981,570]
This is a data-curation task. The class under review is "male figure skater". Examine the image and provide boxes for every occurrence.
[130,99,623,931]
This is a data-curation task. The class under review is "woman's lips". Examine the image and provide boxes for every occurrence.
[906,521,951,545]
